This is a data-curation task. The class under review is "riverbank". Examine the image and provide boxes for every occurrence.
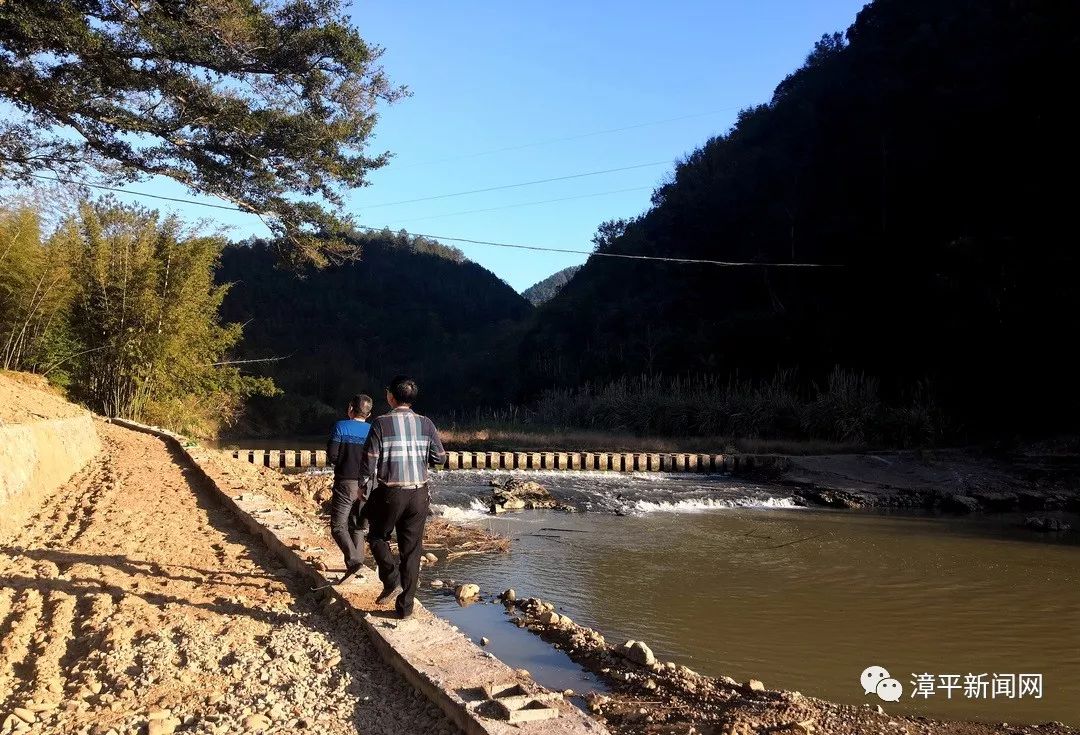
[168,455,1080,729]
[773,451,1080,517]
[0,373,470,734]
[417,499,1080,733]
[497,589,1079,735]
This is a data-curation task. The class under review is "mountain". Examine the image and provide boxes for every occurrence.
[217,230,532,436]
[520,0,1080,435]
[521,266,581,306]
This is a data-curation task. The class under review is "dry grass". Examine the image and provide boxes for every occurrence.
[442,368,942,450]
[423,517,510,558]
[731,437,865,455]
[440,427,862,455]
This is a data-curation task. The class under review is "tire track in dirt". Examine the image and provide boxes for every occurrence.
[0,589,13,640]
[0,588,44,715]
[28,591,75,701]
[63,456,116,549]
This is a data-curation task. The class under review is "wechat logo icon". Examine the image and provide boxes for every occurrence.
[861,665,903,702]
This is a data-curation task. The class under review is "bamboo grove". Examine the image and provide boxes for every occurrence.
[0,196,275,436]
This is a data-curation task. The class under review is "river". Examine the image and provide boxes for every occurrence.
[417,469,1080,726]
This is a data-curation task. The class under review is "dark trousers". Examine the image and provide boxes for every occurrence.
[330,479,366,568]
[366,484,429,616]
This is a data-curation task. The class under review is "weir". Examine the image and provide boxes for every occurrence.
[228,448,790,474]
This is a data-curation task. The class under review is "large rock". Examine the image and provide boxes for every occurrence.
[147,718,179,735]
[796,487,864,509]
[942,494,981,514]
[619,640,655,666]
[487,478,570,513]
[490,474,557,509]
[455,583,480,602]
[1024,516,1073,532]
[539,610,561,625]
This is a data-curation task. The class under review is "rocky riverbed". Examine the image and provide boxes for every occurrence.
[773,451,1080,521]
[434,588,1079,735]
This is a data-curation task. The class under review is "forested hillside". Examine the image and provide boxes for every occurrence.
[522,266,581,306]
[218,230,532,436]
[520,0,1080,436]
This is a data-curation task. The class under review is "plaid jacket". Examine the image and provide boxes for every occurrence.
[359,407,446,487]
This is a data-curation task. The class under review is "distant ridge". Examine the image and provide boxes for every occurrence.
[216,230,532,435]
[522,265,581,306]
[517,0,1080,435]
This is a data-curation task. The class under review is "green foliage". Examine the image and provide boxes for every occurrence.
[0,197,275,435]
[521,266,580,306]
[63,199,276,428]
[0,202,77,378]
[0,0,405,267]
[591,219,630,252]
[216,230,531,437]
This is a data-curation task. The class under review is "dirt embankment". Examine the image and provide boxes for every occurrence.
[0,373,101,539]
[0,420,459,735]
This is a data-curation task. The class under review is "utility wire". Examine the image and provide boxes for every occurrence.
[386,186,654,225]
[31,174,840,267]
[359,161,670,209]
[351,224,836,267]
[30,173,241,211]
[397,108,739,168]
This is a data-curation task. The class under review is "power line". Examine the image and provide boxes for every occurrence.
[353,224,835,267]
[359,161,670,209]
[397,108,738,168]
[30,174,241,211]
[31,174,840,267]
[386,186,654,225]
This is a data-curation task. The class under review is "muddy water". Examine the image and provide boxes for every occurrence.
[420,470,1080,726]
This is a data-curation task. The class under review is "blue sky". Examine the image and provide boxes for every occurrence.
[71,0,870,292]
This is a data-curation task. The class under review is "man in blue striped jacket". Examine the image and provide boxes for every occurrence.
[359,375,446,618]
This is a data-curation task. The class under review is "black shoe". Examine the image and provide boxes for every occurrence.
[346,560,364,574]
[376,582,401,605]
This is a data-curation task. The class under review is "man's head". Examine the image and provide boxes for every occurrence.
[347,394,373,420]
[386,376,419,409]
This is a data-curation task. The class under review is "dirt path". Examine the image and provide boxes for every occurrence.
[0,421,459,735]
